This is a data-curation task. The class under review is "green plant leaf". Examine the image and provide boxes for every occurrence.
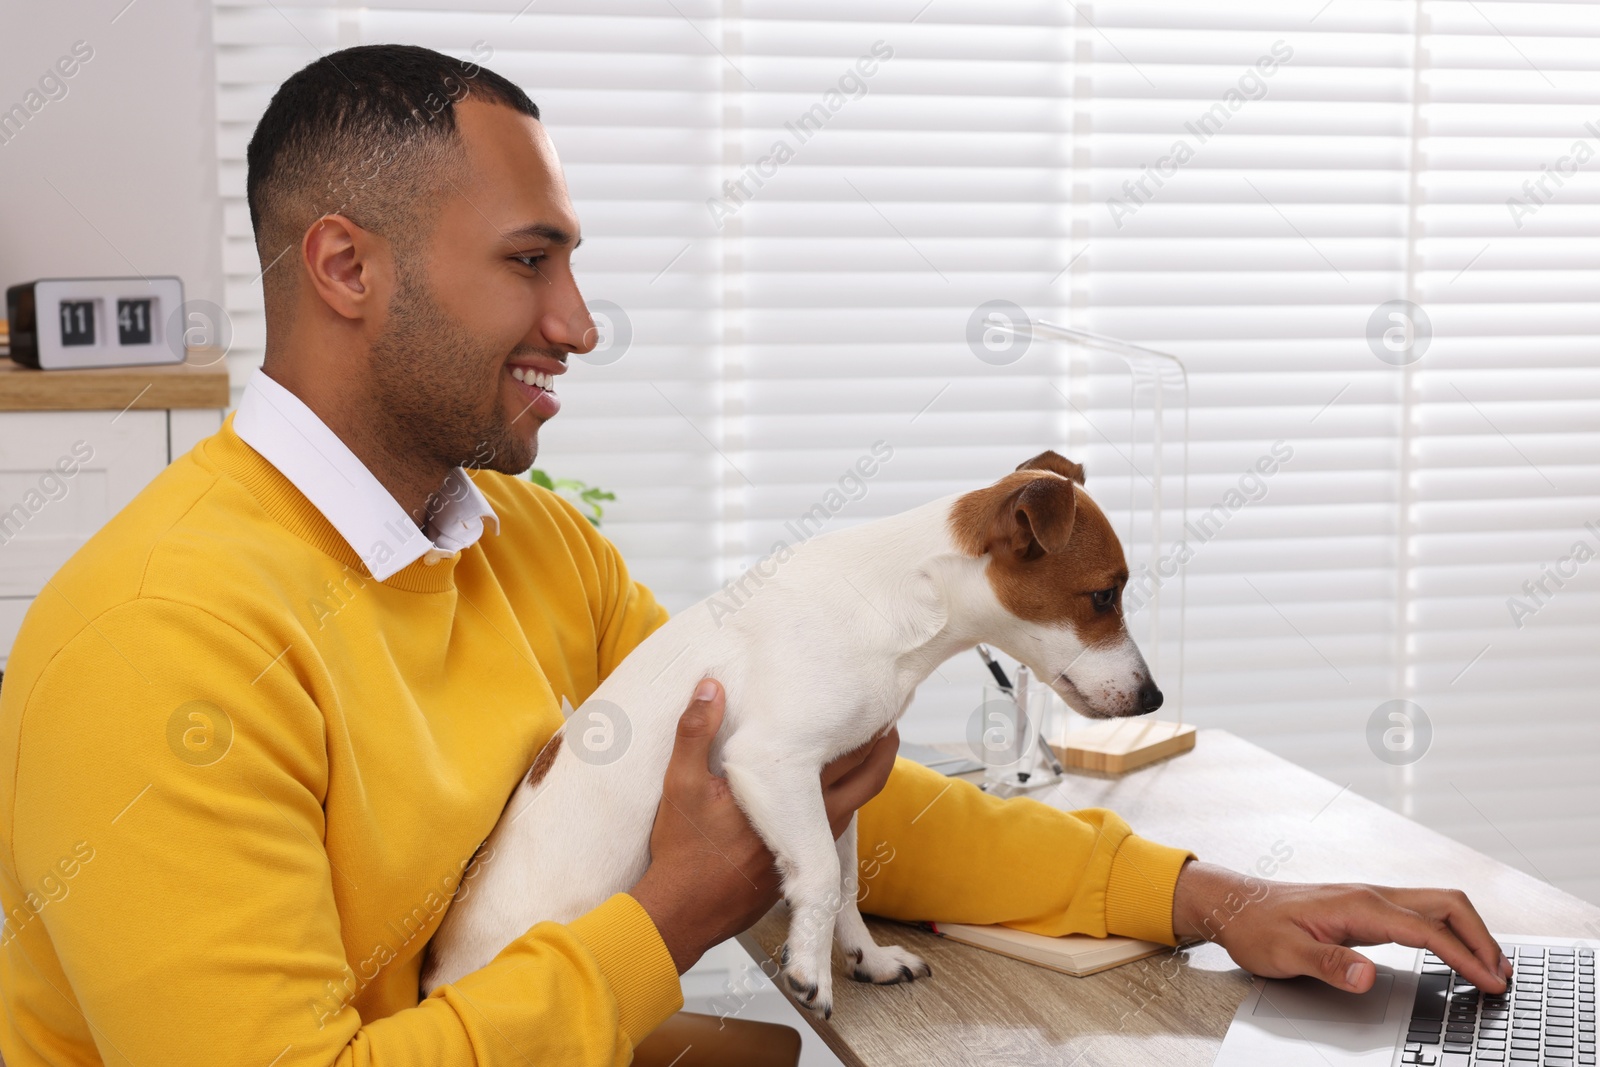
[527,468,614,528]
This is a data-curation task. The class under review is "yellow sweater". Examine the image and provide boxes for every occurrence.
[0,418,1193,1065]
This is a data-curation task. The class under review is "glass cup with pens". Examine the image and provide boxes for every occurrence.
[970,646,1066,795]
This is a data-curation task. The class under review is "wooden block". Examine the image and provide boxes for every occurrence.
[1051,718,1196,774]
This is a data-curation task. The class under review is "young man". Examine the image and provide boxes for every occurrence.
[0,44,1511,1066]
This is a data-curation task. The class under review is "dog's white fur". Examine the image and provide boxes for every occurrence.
[421,468,1156,1015]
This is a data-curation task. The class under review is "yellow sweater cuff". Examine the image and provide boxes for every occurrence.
[1103,834,1196,946]
[567,893,685,1046]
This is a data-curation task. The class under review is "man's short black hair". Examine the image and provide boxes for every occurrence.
[245,44,539,319]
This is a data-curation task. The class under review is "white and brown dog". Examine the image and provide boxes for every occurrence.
[421,452,1163,1016]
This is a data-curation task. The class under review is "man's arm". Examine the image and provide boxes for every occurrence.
[853,758,1512,995]
[855,756,1194,944]
[5,599,681,1066]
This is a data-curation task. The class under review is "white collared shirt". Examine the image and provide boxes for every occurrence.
[233,369,500,581]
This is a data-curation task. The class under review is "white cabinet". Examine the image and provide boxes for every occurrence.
[0,409,223,668]
[0,355,229,671]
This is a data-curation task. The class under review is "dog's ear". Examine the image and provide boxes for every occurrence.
[951,471,1079,561]
[1017,450,1085,485]
[1010,475,1077,558]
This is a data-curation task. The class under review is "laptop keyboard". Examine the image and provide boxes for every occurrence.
[1403,944,1596,1066]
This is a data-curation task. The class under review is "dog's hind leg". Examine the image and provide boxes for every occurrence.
[720,746,844,1018]
[832,815,933,987]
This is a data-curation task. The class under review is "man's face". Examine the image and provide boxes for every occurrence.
[368,99,593,480]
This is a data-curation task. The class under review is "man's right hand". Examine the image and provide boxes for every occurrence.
[628,677,899,974]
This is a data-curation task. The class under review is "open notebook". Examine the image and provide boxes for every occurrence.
[925,921,1167,977]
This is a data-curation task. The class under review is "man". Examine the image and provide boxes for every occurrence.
[0,44,1511,1065]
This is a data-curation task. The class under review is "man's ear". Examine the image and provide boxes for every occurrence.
[1017,450,1085,485]
[998,475,1078,561]
[300,213,387,322]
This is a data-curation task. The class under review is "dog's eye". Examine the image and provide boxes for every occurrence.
[1091,587,1118,612]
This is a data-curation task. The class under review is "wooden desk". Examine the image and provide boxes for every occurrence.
[737,729,1600,1067]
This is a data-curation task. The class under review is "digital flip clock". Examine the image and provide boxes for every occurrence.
[5,277,187,369]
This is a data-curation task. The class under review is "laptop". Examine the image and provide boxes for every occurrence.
[1215,935,1595,1066]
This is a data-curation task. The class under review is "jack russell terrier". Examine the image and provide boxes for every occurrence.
[421,451,1163,1016]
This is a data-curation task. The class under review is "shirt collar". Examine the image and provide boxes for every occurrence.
[232,368,499,581]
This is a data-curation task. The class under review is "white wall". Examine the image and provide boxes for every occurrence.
[0,0,223,317]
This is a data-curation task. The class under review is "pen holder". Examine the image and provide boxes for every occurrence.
[971,683,1062,796]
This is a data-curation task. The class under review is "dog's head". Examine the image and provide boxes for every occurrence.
[949,451,1161,719]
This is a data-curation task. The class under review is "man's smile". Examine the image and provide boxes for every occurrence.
[506,357,565,420]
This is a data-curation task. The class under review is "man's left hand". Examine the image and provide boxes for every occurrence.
[1172,860,1515,994]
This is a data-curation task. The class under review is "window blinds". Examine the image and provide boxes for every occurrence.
[212,0,1599,905]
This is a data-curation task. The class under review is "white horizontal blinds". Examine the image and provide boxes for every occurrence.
[211,1,1600,901]
[213,3,338,377]
[728,1,1074,515]
[1075,1,1418,775]
[212,1,727,609]
[1404,2,1600,901]
[723,2,1081,723]
[1084,0,1599,904]
[454,4,728,609]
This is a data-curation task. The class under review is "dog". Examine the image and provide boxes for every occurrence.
[421,451,1163,1017]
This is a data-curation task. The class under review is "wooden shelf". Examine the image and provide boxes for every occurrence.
[0,347,229,411]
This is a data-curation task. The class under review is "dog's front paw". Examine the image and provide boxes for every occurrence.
[778,942,835,1019]
[849,943,933,985]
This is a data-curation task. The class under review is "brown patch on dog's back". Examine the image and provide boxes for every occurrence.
[526,732,561,788]
[949,469,1129,641]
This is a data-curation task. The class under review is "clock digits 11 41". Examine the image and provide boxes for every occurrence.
[5,277,185,370]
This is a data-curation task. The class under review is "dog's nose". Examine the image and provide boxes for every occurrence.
[1137,680,1164,713]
